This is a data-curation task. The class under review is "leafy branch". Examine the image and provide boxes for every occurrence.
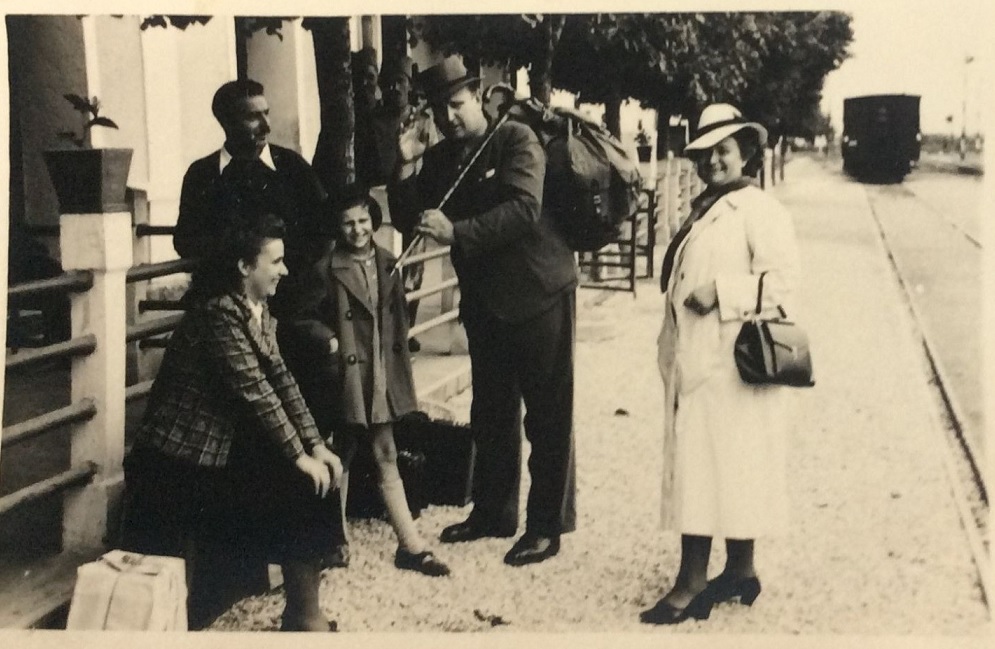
[57,94,118,148]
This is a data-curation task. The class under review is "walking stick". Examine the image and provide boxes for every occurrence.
[392,109,513,275]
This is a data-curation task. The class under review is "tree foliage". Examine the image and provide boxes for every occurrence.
[412,12,852,141]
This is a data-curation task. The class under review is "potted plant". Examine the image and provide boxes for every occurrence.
[43,94,133,214]
[635,120,653,163]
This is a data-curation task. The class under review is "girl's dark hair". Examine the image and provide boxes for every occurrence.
[328,183,383,238]
[187,203,286,301]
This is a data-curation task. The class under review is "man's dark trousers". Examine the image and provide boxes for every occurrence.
[461,289,577,537]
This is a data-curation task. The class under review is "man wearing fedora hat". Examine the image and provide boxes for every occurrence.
[388,55,578,566]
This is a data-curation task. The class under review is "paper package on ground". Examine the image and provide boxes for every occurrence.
[65,550,187,630]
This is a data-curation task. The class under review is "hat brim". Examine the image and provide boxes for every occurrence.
[685,122,768,152]
[425,75,480,104]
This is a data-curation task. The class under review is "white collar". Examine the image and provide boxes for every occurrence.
[219,144,277,173]
[246,298,265,326]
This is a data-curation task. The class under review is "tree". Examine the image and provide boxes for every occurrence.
[738,12,853,143]
[406,14,565,104]
[305,17,357,194]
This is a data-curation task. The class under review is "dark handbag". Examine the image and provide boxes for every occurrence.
[734,272,815,387]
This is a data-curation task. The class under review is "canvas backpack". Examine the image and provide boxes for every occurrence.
[508,98,643,251]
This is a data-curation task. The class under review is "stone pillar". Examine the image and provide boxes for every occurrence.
[60,211,133,552]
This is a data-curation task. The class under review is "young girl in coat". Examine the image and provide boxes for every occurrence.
[279,184,451,577]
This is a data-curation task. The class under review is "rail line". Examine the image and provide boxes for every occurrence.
[863,186,990,609]
[896,181,983,250]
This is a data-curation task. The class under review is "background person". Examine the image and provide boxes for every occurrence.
[122,206,343,632]
[642,103,800,625]
[482,82,516,122]
[277,184,451,577]
[370,56,440,351]
[388,56,578,567]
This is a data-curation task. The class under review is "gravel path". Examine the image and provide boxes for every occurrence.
[211,158,989,638]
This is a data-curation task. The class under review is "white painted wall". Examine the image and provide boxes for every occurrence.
[246,22,305,155]
[176,19,236,165]
[90,16,148,187]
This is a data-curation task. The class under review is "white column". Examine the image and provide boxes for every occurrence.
[139,25,185,251]
[60,212,133,552]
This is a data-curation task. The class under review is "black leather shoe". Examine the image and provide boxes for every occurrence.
[706,574,762,606]
[394,549,451,576]
[503,533,560,566]
[440,519,516,544]
[639,590,713,625]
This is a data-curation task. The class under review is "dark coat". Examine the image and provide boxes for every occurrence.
[173,144,327,261]
[388,119,577,324]
[277,243,418,432]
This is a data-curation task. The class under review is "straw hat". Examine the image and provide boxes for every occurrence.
[685,103,768,152]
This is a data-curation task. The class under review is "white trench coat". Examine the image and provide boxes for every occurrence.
[657,184,800,538]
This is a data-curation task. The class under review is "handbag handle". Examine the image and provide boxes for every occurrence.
[754,271,788,319]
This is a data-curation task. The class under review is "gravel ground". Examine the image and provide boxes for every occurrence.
[210,159,990,638]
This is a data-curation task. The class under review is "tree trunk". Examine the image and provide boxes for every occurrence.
[308,17,355,196]
[528,15,565,105]
[604,91,622,138]
[656,110,670,159]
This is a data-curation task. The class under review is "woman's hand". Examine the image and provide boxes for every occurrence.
[684,281,718,315]
[311,444,344,491]
[295,453,332,498]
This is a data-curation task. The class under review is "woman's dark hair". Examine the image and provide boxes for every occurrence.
[732,128,764,178]
[689,127,764,179]
[187,202,286,301]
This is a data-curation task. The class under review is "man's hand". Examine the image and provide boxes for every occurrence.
[295,453,332,498]
[415,209,455,245]
[311,444,344,491]
[683,281,718,315]
[398,111,432,164]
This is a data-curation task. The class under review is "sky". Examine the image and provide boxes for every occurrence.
[820,0,990,136]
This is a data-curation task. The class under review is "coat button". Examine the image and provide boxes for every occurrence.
[345,310,353,320]
[393,341,403,353]
[347,354,357,364]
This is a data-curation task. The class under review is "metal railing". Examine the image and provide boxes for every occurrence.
[579,188,659,295]
[0,184,541,626]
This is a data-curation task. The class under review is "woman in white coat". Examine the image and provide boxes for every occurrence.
[641,104,801,625]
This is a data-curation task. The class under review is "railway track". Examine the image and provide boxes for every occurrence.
[863,181,990,608]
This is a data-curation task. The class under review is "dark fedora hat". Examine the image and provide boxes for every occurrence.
[417,55,480,104]
[329,182,383,232]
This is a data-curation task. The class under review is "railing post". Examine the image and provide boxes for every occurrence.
[60,211,133,553]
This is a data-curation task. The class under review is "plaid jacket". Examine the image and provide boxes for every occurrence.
[135,291,324,467]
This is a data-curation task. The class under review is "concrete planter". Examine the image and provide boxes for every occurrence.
[43,148,133,214]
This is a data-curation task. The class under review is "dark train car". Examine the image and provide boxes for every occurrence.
[842,94,921,182]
